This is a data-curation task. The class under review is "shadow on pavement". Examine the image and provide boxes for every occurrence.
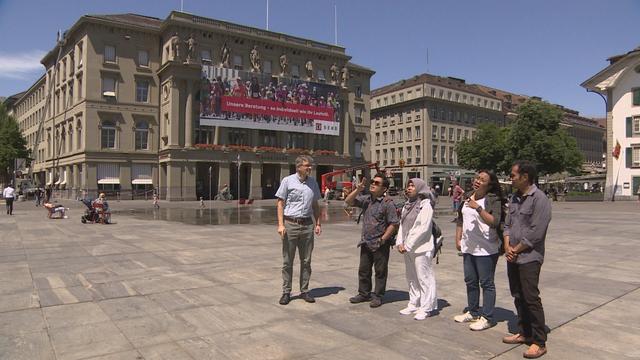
[308,286,346,298]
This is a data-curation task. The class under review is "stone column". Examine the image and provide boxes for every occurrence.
[183,161,196,201]
[185,80,194,148]
[120,162,132,200]
[249,163,263,200]
[72,164,79,195]
[213,127,219,145]
[166,162,182,201]
[86,163,97,197]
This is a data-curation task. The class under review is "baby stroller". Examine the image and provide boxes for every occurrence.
[80,198,99,223]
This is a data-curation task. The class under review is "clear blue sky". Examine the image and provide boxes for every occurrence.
[1,0,638,117]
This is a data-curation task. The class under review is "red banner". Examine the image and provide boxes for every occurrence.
[221,96,334,122]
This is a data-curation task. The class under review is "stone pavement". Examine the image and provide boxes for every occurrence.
[0,200,638,359]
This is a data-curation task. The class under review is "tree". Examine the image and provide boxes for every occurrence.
[505,100,582,176]
[455,123,509,173]
[0,103,30,184]
[455,99,583,176]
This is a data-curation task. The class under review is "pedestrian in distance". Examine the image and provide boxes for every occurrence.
[396,178,438,320]
[453,170,505,331]
[3,183,16,215]
[502,160,552,359]
[344,173,399,308]
[275,155,322,305]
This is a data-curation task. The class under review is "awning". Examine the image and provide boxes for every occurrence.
[46,172,53,185]
[98,178,120,185]
[132,179,153,185]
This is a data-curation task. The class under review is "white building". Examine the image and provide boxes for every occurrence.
[582,46,640,200]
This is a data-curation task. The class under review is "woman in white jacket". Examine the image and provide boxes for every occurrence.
[396,178,437,320]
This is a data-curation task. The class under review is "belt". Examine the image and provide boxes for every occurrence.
[284,216,313,225]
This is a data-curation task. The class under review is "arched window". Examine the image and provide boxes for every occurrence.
[354,139,363,159]
[76,118,82,150]
[135,121,149,150]
[101,120,116,149]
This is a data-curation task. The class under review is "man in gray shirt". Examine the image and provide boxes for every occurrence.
[276,155,322,305]
[502,160,552,359]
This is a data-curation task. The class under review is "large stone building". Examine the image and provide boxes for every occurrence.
[370,74,504,191]
[7,12,374,200]
[582,46,640,200]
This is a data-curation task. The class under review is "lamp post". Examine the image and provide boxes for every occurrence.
[208,165,212,207]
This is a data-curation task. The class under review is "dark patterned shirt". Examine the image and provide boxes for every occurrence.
[353,194,399,249]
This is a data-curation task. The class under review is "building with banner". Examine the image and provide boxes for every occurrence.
[6,11,374,200]
[582,46,640,200]
[370,74,504,193]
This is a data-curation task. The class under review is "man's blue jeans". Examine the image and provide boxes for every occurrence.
[463,253,499,322]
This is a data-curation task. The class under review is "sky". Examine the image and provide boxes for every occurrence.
[0,0,638,117]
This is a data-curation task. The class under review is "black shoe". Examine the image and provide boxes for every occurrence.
[369,295,382,308]
[300,292,315,303]
[279,293,291,305]
[349,294,371,304]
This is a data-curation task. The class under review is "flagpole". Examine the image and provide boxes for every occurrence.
[266,0,269,30]
[334,4,338,45]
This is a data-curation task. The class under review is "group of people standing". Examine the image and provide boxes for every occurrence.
[275,156,552,359]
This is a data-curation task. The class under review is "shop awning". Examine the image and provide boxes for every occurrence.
[132,178,153,185]
[98,178,120,185]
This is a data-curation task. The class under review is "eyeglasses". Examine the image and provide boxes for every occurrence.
[371,180,383,186]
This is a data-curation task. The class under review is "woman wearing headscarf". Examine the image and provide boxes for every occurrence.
[396,178,437,320]
[453,170,504,331]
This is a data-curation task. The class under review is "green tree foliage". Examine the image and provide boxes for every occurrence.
[456,123,509,173]
[0,103,30,183]
[455,99,583,176]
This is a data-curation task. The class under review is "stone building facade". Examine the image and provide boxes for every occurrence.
[9,12,374,200]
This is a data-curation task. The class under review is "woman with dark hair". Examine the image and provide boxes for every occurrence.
[453,170,504,331]
[396,178,438,320]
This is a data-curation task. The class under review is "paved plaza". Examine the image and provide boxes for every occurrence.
[0,199,638,359]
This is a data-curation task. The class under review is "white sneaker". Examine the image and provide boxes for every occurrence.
[454,311,478,323]
[399,305,418,315]
[469,316,494,331]
[414,310,430,321]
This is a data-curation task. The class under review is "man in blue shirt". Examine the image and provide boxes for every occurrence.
[276,155,322,305]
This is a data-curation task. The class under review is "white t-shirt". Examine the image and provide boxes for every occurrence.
[2,187,16,199]
[460,197,499,256]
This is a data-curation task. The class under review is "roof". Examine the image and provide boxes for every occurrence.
[2,91,27,108]
[347,62,375,74]
[84,13,162,30]
[581,45,640,90]
[371,73,497,99]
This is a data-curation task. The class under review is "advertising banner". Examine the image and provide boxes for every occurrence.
[199,65,341,136]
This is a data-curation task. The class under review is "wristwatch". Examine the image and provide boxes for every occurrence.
[475,206,483,214]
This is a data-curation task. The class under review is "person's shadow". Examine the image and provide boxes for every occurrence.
[306,286,345,299]
[494,307,519,332]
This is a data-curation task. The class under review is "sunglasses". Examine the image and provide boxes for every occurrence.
[371,180,383,186]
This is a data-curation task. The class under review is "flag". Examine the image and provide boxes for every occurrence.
[612,140,621,160]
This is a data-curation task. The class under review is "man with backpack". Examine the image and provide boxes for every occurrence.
[344,173,399,308]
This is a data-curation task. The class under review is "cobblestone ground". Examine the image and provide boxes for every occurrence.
[0,199,638,359]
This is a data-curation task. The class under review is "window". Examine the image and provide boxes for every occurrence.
[432,145,438,163]
[263,60,272,74]
[633,146,640,166]
[441,145,446,163]
[439,89,444,98]
[376,150,380,162]
[200,49,211,63]
[383,149,388,160]
[398,129,403,141]
[104,45,116,63]
[399,147,403,159]
[430,88,435,97]
[102,77,116,97]
[391,148,395,161]
[317,69,325,81]
[68,83,74,105]
[415,126,421,139]
[634,116,640,134]
[449,146,455,164]
[415,145,420,160]
[376,99,381,107]
[384,97,388,105]
[464,129,469,139]
[634,88,640,106]
[135,121,149,150]
[292,64,300,78]
[447,91,452,100]
[399,93,404,101]
[456,129,462,141]
[101,120,116,149]
[355,106,363,124]
[383,131,388,143]
[77,42,83,67]
[138,50,150,67]
[136,80,149,102]
[356,86,362,98]
[406,127,412,140]
[76,118,82,150]
[407,146,412,158]
[233,55,243,70]
[375,133,380,145]
[259,130,278,147]
[449,128,454,141]
[390,130,395,142]
[440,127,446,140]
[77,77,83,99]
[286,133,304,148]
[399,113,404,123]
